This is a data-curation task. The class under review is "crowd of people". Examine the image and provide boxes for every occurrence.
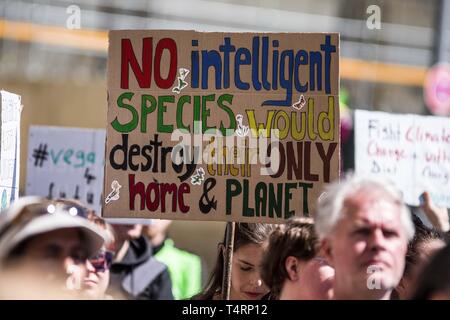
[0,175,449,300]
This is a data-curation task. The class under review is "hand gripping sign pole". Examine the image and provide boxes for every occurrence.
[221,221,235,300]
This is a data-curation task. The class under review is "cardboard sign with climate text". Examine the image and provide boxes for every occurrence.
[103,30,340,223]
[355,110,450,208]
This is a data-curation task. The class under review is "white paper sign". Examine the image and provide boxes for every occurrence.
[26,126,106,213]
[0,91,22,210]
[355,110,450,208]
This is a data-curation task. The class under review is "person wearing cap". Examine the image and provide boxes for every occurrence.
[83,217,115,300]
[0,196,105,299]
[55,198,116,300]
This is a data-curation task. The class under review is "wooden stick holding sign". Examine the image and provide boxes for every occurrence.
[221,222,235,300]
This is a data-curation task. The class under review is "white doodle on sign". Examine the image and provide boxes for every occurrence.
[172,68,190,94]
[105,180,122,204]
[191,167,206,185]
[292,95,306,110]
[235,114,249,137]
[179,68,189,79]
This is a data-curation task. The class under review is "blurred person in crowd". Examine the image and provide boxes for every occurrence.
[395,214,447,299]
[315,175,415,300]
[0,197,104,299]
[412,243,450,299]
[107,223,173,299]
[56,199,117,300]
[193,223,276,300]
[143,220,202,300]
[260,218,334,300]
[83,219,115,300]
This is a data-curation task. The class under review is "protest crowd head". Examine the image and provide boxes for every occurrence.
[0,197,105,299]
[315,174,415,300]
[412,243,450,300]
[194,223,276,300]
[261,218,334,300]
[395,214,447,299]
[56,199,117,300]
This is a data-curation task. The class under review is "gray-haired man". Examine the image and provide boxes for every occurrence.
[315,175,414,300]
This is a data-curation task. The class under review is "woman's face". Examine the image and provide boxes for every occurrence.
[10,228,88,297]
[83,250,111,299]
[230,243,269,300]
[21,228,88,289]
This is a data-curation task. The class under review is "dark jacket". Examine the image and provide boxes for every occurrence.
[108,236,174,300]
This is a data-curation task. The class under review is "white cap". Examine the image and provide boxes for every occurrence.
[0,197,105,262]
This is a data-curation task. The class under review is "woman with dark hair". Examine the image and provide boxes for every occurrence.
[395,214,448,299]
[192,223,276,300]
[54,198,116,300]
[412,243,450,299]
[260,218,334,300]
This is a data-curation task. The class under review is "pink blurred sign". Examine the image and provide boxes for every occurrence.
[424,63,450,116]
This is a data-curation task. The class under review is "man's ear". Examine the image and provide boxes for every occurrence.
[321,239,334,266]
[285,256,300,282]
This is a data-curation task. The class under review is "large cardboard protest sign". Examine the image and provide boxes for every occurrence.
[0,91,22,210]
[103,30,340,222]
[355,110,450,208]
[26,126,106,213]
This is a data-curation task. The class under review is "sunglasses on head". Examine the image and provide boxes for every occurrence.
[0,200,89,239]
[89,250,113,272]
[49,202,89,219]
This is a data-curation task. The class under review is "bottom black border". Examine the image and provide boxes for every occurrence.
[1,300,447,319]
